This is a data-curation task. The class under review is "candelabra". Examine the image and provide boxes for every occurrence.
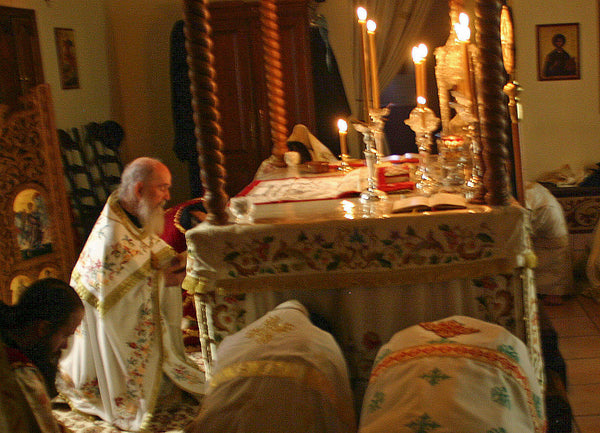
[450,93,484,200]
[370,106,390,157]
[404,106,441,196]
[353,121,387,207]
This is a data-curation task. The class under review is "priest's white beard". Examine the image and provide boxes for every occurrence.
[138,195,166,235]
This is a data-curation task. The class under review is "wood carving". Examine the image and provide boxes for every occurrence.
[0,84,77,303]
[475,0,511,205]
[260,0,289,162]
[183,0,230,225]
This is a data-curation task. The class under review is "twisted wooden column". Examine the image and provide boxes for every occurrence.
[260,0,289,162]
[183,0,229,225]
[475,0,511,205]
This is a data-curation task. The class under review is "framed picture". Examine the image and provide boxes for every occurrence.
[537,23,580,81]
[54,28,80,89]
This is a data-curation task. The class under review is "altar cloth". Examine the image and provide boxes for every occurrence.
[183,199,544,400]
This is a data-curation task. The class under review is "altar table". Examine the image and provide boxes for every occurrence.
[183,190,544,398]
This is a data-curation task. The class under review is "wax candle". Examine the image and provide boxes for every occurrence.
[357,7,371,122]
[366,20,380,109]
[412,43,428,107]
[454,13,473,101]
[337,118,348,156]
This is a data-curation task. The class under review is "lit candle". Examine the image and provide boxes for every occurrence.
[366,20,380,109]
[337,118,348,156]
[412,44,428,107]
[455,13,473,101]
[357,7,371,122]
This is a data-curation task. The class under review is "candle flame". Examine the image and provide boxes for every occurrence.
[455,13,471,42]
[356,7,367,22]
[337,118,348,133]
[412,43,428,63]
[366,20,376,33]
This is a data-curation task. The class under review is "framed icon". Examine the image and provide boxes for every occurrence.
[537,23,580,81]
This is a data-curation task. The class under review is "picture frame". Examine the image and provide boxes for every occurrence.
[54,27,80,89]
[536,23,580,81]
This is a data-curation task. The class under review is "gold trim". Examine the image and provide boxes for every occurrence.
[210,359,353,427]
[72,262,155,316]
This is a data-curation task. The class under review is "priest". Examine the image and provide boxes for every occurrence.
[57,157,205,432]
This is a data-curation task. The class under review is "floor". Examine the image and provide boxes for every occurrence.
[544,293,600,433]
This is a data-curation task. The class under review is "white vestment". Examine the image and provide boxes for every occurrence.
[187,300,356,433]
[358,316,546,433]
[57,193,205,431]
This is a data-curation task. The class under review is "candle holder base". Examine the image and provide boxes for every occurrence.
[338,154,354,173]
[360,187,388,203]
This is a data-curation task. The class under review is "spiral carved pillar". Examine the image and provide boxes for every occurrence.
[183,0,229,225]
[475,0,511,205]
[260,0,289,163]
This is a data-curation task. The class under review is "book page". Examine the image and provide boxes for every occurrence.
[391,195,432,213]
[429,192,467,210]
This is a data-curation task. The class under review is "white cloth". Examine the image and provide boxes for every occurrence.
[287,124,338,162]
[358,316,546,433]
[57,193,205,432]
[525,181,575,296]
[254,124,338,179]
[186,300,356,433]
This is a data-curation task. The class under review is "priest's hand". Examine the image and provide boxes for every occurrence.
[164,253,187,287]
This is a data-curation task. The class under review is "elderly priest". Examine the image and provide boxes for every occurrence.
[57,157,205,432]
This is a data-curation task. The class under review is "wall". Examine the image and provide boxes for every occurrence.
[0,0,112,130]
[512,0,600,182]
[322,0,600,183]
[5,0,598,204]
[104,0,190,203]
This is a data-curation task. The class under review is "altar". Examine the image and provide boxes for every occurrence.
[183,188,543,396]
[181,0,544,412]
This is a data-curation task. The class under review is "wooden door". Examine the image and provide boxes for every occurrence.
[208,0,315,197]
[0,7,44,111]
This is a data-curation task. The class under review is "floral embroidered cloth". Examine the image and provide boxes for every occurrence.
[57,193,205,432]
[185,300,356,433]
[358,316,546,433]
[184,199,544,406]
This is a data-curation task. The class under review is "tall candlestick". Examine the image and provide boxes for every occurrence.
[412,44,428,107]
[337,118,348,156]
[367,20,380,109]
[357,7,371,123]
[455,13,473,101]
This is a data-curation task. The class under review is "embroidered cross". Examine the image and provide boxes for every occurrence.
[420,368,451,385]
[405,413,441,432]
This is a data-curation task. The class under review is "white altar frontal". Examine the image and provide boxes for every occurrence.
[183,198,544,398]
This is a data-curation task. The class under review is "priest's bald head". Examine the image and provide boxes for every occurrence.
[117,157,172,235]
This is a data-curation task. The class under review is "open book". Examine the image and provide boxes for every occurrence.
[391,192,468,213]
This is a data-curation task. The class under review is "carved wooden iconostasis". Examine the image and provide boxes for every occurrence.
[0,84,77,304]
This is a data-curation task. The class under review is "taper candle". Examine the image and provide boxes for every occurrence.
[357,7,371,122]
[412,44,428,107]
[337,118,348,156]
[366,19,380,109]
[455,13,473,101]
